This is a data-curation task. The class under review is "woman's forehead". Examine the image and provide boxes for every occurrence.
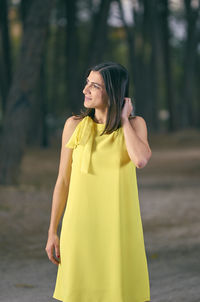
[88,70,104,84]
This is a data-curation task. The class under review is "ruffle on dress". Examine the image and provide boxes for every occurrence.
[65,116,98,174]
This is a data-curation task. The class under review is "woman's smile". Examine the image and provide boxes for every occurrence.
[85,96,92,101]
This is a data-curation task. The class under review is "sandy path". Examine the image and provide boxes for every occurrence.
[0,143,200,302]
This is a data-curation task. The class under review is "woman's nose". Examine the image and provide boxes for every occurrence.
[83,83,91,94]
[83,85,88,94]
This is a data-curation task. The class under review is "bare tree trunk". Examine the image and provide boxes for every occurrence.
[181,0,200,127]
[65,0,81,114]
[27,42,49,148]
[160,0,176,131]
[39,59,49,148]
[118,0,158,131]
[50,24,63,114]
[149,0,159,130]
[136,0,151,122]
[85,0,112,68]
[0,0,53,185]
[117,0,139,109]
[144,0,159,131]
[0,0,12,112]
[19,0,32,28]
[195,52,200,128]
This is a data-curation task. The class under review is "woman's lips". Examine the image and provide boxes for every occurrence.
[85,96,92,101]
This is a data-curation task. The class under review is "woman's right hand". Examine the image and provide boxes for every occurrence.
[45,232,60,265]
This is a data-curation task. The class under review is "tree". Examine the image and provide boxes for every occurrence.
[65,0,81,113]
[181,0,200,127]
[0,0,12,113]
[0,0,53,185]
[159,0,176,131]
[118,0,159,131]
[85,0,112,68]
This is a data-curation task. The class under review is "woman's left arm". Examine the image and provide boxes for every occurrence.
[121,98,152,169]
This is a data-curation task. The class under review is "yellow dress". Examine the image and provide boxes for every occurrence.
[53,115,150,302]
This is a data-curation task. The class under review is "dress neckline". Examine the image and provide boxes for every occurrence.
[88,116,105,127]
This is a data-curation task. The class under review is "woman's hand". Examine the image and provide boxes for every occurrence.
[121,97,134,124]
[45,232,60,265]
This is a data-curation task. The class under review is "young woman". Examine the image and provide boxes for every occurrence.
[45,61,152,302]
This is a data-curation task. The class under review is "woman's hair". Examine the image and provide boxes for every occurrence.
[72,61,135,135]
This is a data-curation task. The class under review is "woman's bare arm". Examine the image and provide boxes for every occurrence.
[122,116,152,169]
[45,116,80,265]
[121,98,152,169]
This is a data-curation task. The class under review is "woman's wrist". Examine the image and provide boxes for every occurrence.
[48,227,58,235]
[121,117,129,126]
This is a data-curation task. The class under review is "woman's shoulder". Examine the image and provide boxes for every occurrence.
[128,115,146,123]
[63,115,84,139]
[67,115,84,124]
[65,115,84,129]
[128,115,148,129]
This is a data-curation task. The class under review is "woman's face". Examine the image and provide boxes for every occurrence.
[83,71,109,110]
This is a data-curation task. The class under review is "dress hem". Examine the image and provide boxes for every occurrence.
[52,294,151,302]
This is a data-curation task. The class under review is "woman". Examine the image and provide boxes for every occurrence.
[45,61,152,302]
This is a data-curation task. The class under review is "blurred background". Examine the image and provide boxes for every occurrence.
[0,0,200,301]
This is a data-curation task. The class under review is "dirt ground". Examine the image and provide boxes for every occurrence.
[0,129,200,302]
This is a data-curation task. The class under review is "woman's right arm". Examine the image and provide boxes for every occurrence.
[45,116,78,265]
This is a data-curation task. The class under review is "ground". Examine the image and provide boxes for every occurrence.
[0,129,200,302]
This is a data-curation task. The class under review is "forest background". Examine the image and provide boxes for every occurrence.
[0,0,200,183]
[0,1,200,301]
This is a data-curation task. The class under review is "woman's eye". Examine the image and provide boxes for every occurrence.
[84,80,99,89]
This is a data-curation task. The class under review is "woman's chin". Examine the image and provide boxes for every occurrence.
[84,102,94,108]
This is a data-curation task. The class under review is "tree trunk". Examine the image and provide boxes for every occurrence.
[136,0,151,123]
[27,44,49,148]
[118,0,156,131]
[117,0,139,108]
[49,23,63,114]
[181,0,200,128]
[142,0,160,131]
[195,52,200,128]
[148,0,159,131]
[65,0,81,114]
[0,0,12,113]
[85,0,112,68]
[159,0,176,131]
[0,0,53,185]
[20,0,32,28]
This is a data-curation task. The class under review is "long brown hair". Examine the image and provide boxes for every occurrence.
[72,61,135,135]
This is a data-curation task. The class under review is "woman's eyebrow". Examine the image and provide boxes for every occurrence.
[86,78,103,87]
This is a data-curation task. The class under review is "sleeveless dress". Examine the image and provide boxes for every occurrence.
[53,115,150,302]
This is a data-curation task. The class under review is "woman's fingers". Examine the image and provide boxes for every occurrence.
[47,245,59,265]
[45,238,60,265]
[51,244,60,265]
[55,242,60,259]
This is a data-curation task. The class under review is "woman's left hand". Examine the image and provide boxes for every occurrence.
[121,97,134,123]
